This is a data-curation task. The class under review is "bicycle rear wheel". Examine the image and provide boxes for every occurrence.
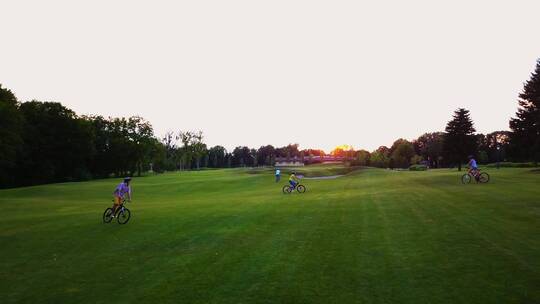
[297,185,306,193]
[103,208,113,223]
[117,208,131,224]
[461,174,472,184]
[478,172,490,183]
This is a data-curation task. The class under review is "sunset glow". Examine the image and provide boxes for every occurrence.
[330,145,354,156]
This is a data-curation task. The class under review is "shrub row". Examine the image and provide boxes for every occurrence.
[485,162,539,168]
[409,164,428,171]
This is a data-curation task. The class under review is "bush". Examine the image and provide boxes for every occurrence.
[485,162,539,168]
[409,164,428,171]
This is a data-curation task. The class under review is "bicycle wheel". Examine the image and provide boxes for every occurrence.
[282,185,292,194]
[478,172,490,183]
[117,208,131,224]
[461,174,472,184]
[297,185,306,193]
[103,208,114,223]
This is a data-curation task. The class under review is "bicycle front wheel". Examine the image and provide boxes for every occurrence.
[297,185,306,193]
[103,208,113,223]
[478,172,490,183]
[117,208,131,224]
[282,185,292,194]
[461,174,472,184]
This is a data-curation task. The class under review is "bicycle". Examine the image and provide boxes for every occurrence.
[461,168,490,184]
[282,183,306,194]
[103,199,131,224]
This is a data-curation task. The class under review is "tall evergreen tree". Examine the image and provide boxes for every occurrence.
[443,108,477,171]
[509,59,540,163]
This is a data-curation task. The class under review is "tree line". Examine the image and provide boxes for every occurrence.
[1,59,539,187]
[155,140,316,171]
[0,92,318,189]
[349,127,511,170]
[349,59,539,170]
[0,94,162,187]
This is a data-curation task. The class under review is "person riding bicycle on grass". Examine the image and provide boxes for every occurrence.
[467,155,479,177]
[289,171,300,189]
[112,177,132,217]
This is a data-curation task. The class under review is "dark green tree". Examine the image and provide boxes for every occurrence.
[413,132,444,168]
[161,131,178,170]
[0,85,23,187]
[370,146,390,168]
[208,146,227,168]
[390,139,416,168]
[127,116,156,176]
[190,131,207,170]
[354,150,371,166]
[443,108,477,171]
[177,131,195,170]
[150,140,168,173]
[108,117,137,176]
[509,59,540,163]
[484,131,510,163]
[85,116,156,177]
[17,101,95,184]
[256,145,276,166]
[84,115,114,177]
[276,144,300,159]
[232,146,251,167]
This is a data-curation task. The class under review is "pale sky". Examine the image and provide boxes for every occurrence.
[1,0,539,152]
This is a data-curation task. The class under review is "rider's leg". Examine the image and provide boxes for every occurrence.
[112,196,121,216]
[472,168,479,180]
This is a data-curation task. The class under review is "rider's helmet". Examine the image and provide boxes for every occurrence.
[292,171,296,175]
[124,177,132,183]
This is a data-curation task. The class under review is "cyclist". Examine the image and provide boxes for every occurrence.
[289,171,300,190]
[112,177,132,217]
[467,155,479,178]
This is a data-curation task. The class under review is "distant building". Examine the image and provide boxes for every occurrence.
[275,157,304,167]
[275,161,304,167]
[274,155,355,166]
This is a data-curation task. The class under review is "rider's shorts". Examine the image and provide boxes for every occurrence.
[114,196,123,206]
[289,180,297,187]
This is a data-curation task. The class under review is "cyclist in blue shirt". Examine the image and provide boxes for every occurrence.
[112,177,132,217]
[467,155,479,177]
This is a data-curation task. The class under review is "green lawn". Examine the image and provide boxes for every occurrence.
[1,166,539,303]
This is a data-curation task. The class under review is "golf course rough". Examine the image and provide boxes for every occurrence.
[1,165,539,303]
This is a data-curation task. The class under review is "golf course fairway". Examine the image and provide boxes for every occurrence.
[1,165,539,303]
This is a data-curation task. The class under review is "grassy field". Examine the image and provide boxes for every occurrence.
[1,165,539,303]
